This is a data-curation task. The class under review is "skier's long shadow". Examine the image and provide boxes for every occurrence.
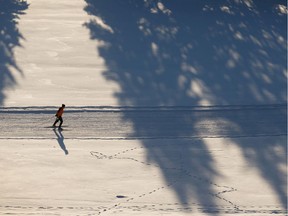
[53,129,68,155]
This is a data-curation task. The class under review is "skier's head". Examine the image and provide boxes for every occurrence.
[62,104,65,108]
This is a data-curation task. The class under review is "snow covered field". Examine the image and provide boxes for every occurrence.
[0,105,286,215]
[0,136,286,215]
[0,0,287,215]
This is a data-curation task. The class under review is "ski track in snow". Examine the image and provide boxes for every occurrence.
[90,148,240,215]
[0,104,286,139]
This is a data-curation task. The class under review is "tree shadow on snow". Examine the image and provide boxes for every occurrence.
[84,0,287,213]
[0,0,29,105]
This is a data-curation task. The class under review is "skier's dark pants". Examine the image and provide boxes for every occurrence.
[53,117,63,127]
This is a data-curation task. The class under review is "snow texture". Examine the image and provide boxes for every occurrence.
[0,0,287,215]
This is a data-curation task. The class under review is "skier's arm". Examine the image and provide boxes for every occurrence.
[55,108,60,117]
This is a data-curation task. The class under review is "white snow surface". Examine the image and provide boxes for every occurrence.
[0,0,287,215]
[1,0,287,107]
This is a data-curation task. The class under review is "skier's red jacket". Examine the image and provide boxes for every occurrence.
[55,107,64,118]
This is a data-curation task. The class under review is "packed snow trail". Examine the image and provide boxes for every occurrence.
[0,104,286,139]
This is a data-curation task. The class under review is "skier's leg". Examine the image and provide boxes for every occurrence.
[59,117,63,128]
[53,118,59,127]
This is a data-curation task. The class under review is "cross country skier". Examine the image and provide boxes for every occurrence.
[53,104,65,129]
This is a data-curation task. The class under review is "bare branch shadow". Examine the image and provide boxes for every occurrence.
[0,0,29,105]
[83,0,287,213]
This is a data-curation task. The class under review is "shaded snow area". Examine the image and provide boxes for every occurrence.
[1,0,287,107]
[0,0,287,215]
